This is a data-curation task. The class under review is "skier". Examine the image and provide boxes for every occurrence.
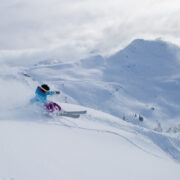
[30,84,61,113]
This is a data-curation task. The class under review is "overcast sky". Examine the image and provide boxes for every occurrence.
[0,0,180,63]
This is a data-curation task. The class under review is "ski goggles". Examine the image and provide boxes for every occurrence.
[39,87,49,94]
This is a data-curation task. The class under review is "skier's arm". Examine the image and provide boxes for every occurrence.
[47,91,60,95]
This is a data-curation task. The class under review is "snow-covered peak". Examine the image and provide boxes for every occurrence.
[106,39,180,77]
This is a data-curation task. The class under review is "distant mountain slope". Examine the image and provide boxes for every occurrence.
[104,39,180,127]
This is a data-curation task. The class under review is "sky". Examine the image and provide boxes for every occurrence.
[0,0,180,64]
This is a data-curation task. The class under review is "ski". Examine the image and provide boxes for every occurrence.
[60,113,80,118]
[59,110,87,118]
[62,110,87,115]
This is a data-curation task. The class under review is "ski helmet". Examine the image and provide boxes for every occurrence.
[40,84,50,92]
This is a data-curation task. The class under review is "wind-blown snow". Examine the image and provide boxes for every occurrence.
[0,39,180,180]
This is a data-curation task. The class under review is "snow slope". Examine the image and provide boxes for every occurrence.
[0,103,180,180]
[0,39,180,179]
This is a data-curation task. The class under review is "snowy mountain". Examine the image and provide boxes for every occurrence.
[0,39,180,179]
[26,39,180,130]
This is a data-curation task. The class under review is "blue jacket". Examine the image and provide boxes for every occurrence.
[30,87,56,104]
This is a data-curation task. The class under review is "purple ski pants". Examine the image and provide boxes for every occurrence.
[45,102,62,112]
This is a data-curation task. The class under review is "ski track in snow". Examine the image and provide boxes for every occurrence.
[55,121,162,160]
[49,111,180,163]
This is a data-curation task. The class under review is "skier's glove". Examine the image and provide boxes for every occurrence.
[56,91,60,94]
